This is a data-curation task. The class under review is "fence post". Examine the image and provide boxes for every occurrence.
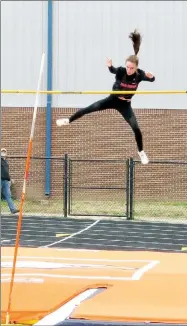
[126,158,130,219]
[129,157,134,220]
[63,153,68,218]
[68,158,72,215]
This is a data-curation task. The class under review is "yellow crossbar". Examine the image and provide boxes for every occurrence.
[1,89,187,95]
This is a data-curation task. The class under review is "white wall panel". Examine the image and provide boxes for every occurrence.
[1,1,47,107]
[53,1,187,109]
[2,1,187,109]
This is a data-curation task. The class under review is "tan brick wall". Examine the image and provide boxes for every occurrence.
[1,107,187,201]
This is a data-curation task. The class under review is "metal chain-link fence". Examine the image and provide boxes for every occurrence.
[132,160,187,222]
[1,155,187,222]
[1,156,65,216]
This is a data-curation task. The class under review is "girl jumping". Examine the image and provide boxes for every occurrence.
[56,30,155,164]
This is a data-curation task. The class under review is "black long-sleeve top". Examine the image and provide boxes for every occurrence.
[1,158,11,181]
[108,66,155,99]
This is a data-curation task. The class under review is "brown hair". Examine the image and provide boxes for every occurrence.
[126,29,142,66]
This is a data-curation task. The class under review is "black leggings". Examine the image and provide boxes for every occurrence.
[69,95,143,152]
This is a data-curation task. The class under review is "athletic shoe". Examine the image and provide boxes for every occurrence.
[56,118,70,126]
[138,151,149,165]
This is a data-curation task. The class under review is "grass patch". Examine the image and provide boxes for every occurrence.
[1,199,64,215]
[134,201,187,219]
[1,199,186,220]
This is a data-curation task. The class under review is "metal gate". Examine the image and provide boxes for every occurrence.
[63,155,133,218]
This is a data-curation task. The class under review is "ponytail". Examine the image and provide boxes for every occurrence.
[129,29,142,55]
